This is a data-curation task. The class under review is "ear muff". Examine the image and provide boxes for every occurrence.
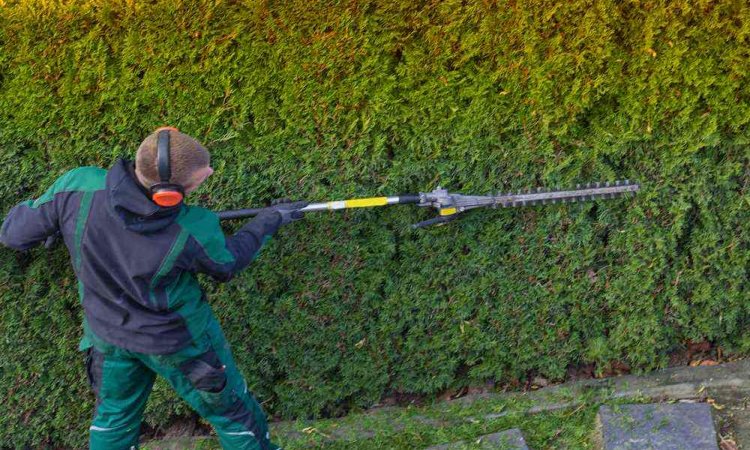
[152,190,184,207]
[149,128,185,207]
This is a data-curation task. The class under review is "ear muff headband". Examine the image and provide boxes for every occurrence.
[157,130,172,183]
[150,128,184,207]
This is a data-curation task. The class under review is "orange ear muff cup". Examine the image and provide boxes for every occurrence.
[152,190,184,207]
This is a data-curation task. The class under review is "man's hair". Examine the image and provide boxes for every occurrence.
[135,129,210,189]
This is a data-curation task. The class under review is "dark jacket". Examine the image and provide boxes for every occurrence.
[0,158,281,354]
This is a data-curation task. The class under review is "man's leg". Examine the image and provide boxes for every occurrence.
[141,318,278,450]
[86,346,156,450]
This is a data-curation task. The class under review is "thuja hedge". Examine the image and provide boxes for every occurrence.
[0,0,748,446]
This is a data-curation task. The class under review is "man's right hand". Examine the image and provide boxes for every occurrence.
[266,198,308,226]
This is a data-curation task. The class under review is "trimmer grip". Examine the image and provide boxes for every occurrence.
[216,208,265,220]
[411,215,456,229]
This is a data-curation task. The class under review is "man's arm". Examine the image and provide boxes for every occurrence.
[0,182,63,251]
[178,200,307,282]
[176,205,282,282]
[0,167,106,252]
[188,211,282,282]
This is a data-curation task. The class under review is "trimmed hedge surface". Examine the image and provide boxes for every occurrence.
[0,0,748,447]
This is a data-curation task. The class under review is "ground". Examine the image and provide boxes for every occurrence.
[142,358,750,449]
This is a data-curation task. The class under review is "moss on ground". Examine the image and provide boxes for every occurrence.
[143,393,651,449]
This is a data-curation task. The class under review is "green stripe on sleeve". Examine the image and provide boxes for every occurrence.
[74,191,95,270]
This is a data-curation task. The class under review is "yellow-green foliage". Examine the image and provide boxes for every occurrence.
[0,0,748,447]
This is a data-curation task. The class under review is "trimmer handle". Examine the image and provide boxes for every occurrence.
[411,214,457,229]
[216,207,265,220]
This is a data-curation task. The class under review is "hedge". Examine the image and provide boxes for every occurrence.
[0,0,748,447]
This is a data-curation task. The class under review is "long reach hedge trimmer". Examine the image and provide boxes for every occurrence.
[42,180,639,248]
[217,180,640,228]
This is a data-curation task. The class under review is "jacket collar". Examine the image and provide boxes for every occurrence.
[106,158,182,233]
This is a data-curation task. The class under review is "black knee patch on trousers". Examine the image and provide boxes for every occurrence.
[178,350,269,449]
[178,349,227,393]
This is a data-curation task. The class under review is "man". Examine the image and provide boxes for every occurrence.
[0,127,306,450]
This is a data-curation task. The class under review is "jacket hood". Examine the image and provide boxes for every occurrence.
[106,158,182,233]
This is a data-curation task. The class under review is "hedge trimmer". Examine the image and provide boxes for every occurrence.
[217,180,640,228]
[42,180,639,248]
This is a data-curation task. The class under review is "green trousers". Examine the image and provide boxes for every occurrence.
[80,316,279,450]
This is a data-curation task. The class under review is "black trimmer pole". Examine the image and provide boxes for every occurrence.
[216,181,639,229]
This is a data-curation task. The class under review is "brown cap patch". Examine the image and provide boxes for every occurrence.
[135,129,210,189]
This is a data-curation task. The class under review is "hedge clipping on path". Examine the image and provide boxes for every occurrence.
[0,0,748,447]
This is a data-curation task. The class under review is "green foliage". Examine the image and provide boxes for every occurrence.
[0,0,748,447]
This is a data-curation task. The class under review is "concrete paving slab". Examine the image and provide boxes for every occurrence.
[596,403,719,450]
[426,428,529,449]
[468,359,750,422]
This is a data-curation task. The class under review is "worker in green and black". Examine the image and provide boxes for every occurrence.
[0,127,307,450]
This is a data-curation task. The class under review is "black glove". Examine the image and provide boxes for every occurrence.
[267,198,308,226]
